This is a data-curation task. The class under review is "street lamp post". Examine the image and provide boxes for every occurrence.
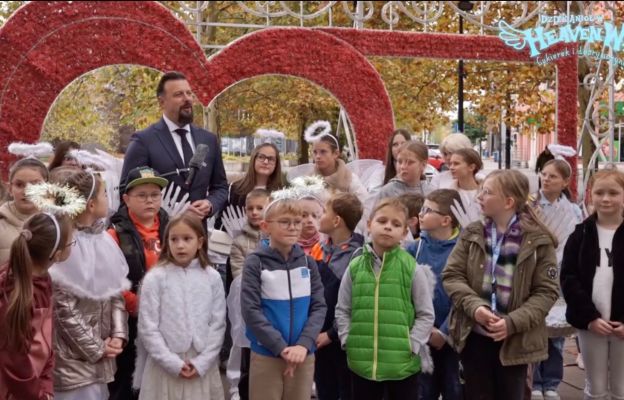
[457,1,474,134]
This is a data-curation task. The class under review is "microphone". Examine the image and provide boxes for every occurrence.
[184,144,209,188]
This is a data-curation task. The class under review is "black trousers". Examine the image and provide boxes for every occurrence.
[314,341,352,400]
[460,333,527,400]
[351,370,420,400]
[238,347,251,400]
[108,316,139,400]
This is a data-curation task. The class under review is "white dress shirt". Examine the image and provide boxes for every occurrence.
[163,114,196,163]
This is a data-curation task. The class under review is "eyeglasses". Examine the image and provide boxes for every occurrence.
[419,206,446,216]
[266,219,303,229]
[130,192,161,202]
[256,154,277,164]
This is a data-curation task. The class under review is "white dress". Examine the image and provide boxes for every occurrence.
[137,259,226,400]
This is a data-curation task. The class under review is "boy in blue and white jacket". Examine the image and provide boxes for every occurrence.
[406,189,463,400]
[241,198,326,400]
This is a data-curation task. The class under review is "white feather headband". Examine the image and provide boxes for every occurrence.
[546,144,576,174]
[264,175,326,217]
[304,120,338,148]
[255,128,285,140]
[547,144,576,158]
[69,149,108,170]
[8,142,54,158]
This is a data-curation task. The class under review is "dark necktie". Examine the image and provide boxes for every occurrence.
[174,128,193,166]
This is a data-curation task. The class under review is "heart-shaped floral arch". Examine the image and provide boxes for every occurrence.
[0,1,577,194]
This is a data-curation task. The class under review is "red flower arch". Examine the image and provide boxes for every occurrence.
[0,1,577,193]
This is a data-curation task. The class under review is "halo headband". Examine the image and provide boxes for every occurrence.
[87,171,96,201]
[304,120,339,148]
[44,212,61,259]
[547,144,576,175]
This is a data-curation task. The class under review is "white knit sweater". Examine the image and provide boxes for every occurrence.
[138,259,226,377]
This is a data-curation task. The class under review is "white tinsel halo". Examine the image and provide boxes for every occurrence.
[8,142,54,158]
[255,128,285,139]
[25,182,87,217]
[304,120,332,143]
[290,175,326,200]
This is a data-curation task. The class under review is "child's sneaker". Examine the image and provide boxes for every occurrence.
[531,390,544,400]
[543,390,560,400]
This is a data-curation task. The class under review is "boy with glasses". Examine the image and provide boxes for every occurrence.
[406,189,463,400]
[107,166,169,400]
[241,197,326,400]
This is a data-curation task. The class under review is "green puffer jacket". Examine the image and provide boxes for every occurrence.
[346,246,421,381]
[441,221,559,366]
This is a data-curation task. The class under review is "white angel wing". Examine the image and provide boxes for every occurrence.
[536,201,578,263]
[346,159,385,192]
[451,197,482,228]
[69,148,125,215]
[160,183,190,217]
[498,20,526,50]
[286,163,316,182]
[222,205,246,239]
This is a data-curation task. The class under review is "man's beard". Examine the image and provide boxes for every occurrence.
[178,104,194,126]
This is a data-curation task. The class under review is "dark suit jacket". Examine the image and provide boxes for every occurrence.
[120,118,228,216]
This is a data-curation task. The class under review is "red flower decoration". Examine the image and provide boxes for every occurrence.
[0,2,578,195]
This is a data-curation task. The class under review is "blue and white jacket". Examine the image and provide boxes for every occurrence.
[406,229,460,334]
[241,244,327,357]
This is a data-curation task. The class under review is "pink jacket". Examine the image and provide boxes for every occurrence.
[0,267,54,400]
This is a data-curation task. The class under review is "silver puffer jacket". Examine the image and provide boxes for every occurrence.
[52,287,128,392]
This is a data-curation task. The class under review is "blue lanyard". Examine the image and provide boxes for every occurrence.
[489,215,517,313]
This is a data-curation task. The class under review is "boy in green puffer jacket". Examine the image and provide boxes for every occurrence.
[335,197,435,400]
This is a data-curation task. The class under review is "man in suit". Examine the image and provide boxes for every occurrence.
[120,71,228,218]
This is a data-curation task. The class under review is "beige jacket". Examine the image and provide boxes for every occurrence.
[230,223,261,279]
[52,287,128,392]
[0,202,31,264]
[441,221,559,366]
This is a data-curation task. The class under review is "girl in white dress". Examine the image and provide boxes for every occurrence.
[137,213,226,400]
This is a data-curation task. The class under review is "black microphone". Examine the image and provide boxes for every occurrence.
[184,144,209,188]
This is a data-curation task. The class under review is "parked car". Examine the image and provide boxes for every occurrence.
[428,148,446,171]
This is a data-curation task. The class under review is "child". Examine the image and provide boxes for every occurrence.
[530,159,582,400]
[406,189,463,400]
[298,196,324,255]
[241,197,326,400]
[398,193,424,242]
[442,170,559,400]
[48,169,130,400]
[374,140,432,205]
[136,213,226,400]
[311,133,368,199]
[107,166,170,400]
[335,197,435,400]
[0,158,49,264]
[312,192,365,400]
[229,188,270,279]
[0,211,74,400]
[561,169,624,400]
[227,188,270,400]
